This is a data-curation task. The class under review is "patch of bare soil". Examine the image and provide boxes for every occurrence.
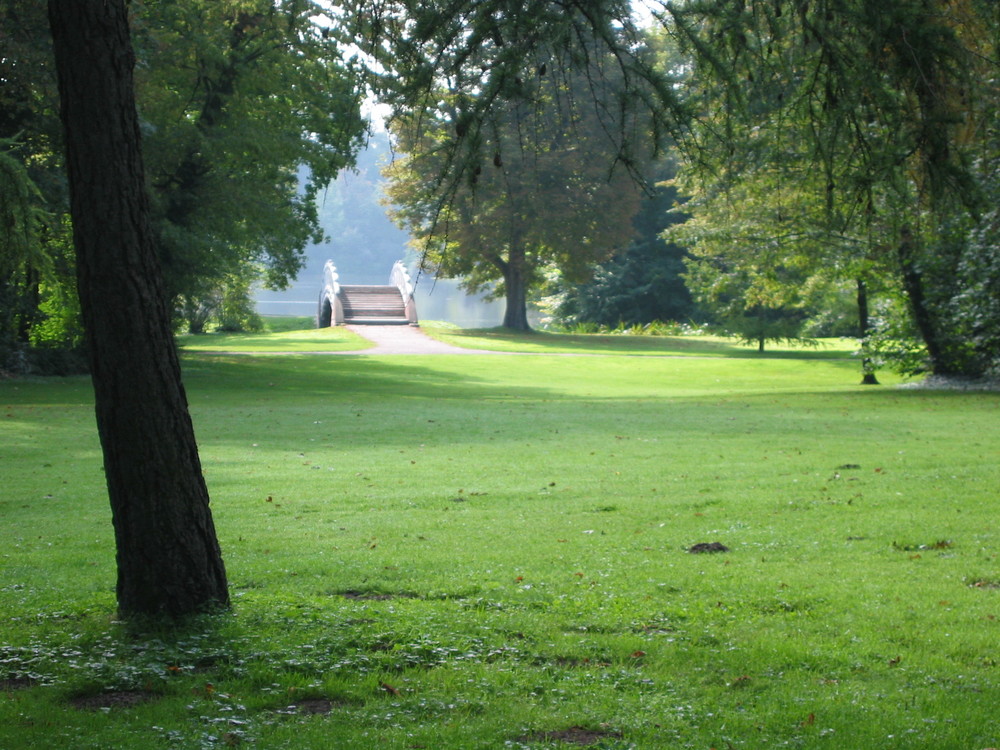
[70,690,158,710]
[292,698,335,714]
[516,726,623,746]
[969,578,1000,589]
[688,541,730,554]
[1,677,38,691]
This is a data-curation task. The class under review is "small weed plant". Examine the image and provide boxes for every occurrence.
[1,322,997,748]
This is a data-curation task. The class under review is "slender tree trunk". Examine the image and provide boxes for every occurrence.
[16,266,41,343]
[502,244,531,331]
[857,277,879,385]
[48,0,229,617]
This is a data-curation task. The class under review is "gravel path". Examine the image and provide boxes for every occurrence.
[341,324,499,354]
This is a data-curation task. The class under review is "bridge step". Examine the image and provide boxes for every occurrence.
[340,285,408,324]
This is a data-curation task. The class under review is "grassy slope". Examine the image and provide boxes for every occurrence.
[1,328,998,749]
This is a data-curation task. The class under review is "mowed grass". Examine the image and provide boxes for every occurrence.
[177,317,373,352]
[1,327,998,749]
[419,321,859,358]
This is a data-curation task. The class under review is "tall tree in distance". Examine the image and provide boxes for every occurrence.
[384,66,646,329]
[347,0,685,327]
[48,0,228,617]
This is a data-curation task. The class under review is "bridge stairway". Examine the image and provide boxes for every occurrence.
[340,285,409,324]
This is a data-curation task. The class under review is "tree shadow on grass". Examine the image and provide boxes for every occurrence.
[181,353,563,404]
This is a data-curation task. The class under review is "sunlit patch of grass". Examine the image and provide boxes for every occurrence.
[177,323,372,352]
[419,320,865,360]
[1,348,997,748]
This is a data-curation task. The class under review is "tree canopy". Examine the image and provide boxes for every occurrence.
[2,0,368,357]
[383,60,646,329]
[344,0,683,189]
[656,0,1000,375]
[135,0,367,302]
[346,0,687,329]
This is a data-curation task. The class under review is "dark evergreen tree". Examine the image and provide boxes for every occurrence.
[555,171,694,327]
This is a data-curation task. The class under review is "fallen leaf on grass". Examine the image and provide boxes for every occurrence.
[379,681,400,696]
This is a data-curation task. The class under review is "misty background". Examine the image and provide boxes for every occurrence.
[254,131,504,328]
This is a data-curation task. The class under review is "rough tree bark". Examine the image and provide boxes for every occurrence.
[500,244,530,331]
[48,0,229,617]
[897,225,961,376]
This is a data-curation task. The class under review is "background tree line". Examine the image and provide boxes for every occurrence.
[7,0,997,379]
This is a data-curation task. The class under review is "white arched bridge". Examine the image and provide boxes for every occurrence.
[317,260,418,327]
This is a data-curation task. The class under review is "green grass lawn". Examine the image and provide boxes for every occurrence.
[419,321,861,358]
[1,325,998,749]
[177,317,373,352]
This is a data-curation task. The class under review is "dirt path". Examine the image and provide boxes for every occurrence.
[341,324,499,354]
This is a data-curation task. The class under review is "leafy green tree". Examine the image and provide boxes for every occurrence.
[0,142,47,341]
[0,2,82,369]
[134,0,367,303]
[954,161,1000,375]
[667,136,899,366]
[4,0,369,342]
[383,67,646,330]
[345,0,686,331]
[216,271,265,333]
[659,0,998,376]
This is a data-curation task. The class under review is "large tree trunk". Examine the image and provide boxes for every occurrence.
[897,225,961,376]
[501,244,531,331]
[48,0,229,617]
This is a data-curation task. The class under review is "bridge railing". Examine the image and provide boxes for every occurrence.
[317,259,344,326]
[390,260,419,325]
